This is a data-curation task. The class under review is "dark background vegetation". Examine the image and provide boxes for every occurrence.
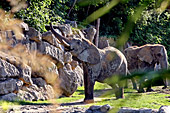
[0,0,170,62]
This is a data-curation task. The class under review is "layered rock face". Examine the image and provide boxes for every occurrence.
[0,22,97,101]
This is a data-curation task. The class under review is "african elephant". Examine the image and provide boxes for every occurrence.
[124,44,168,92]
[50,23,128,103]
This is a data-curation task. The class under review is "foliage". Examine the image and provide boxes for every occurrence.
[0,0,11,11]
[15,0,64,32]
[130,9,170,60]
[51,0,72,19]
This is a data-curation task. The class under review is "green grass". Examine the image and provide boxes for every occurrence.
[56,82,170,110]
[0,82,170,112]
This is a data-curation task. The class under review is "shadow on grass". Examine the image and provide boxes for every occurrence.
[60,101,85,106]
[8,100,52,105]
[75,89,84,95]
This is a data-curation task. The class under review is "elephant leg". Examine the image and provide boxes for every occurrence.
[124,79,128,88]
[113,84,124,99]
[84,75,95,103]
[131,78,138,90]
[83,63,95,104]
[138,84,145,93]
[162,78,168,89]
[146,80,154,92]
[116,87,124,99]
[138,78,145,93]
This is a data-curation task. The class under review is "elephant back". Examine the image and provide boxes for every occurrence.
[97,47,128,82]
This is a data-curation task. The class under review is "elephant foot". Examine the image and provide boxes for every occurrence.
[146,88,154,92]
[162,86,167,89]
[116,95,124,99]
[84,99,94,104]
[138,89,145,93]
[133,86,138,90]
[115,91,124,99]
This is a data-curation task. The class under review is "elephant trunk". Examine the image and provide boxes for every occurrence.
[160,48,168,70]
[50,23,70,47]
[159,48,168,88]
[160,59,168,69]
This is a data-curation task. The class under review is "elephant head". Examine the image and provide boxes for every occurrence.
[50,23,101,65]
[150,44,168,70]
[125,44,168,71]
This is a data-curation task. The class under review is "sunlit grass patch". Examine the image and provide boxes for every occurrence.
[0,100,20,112]
[94,82,112,90]
[0,101,11,111]
[56,82,170,110]
[56,87,85,103]
[0,82,169,112]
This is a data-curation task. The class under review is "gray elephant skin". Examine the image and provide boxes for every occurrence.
[124,44,169,92]
[50,23,128,103]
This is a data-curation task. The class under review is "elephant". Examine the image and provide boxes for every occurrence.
[124,44,169,92]
[50,23,128,103]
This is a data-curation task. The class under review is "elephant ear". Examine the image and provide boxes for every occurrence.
[77,46,101,65]
[137,46,153,64]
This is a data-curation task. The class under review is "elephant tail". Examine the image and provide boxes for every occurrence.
[127,70,131,75]
[127,70,138,90]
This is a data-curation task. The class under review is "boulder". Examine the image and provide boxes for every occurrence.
[31,61,59,86]
[25,27,42,42]
[19,65,33,85]
[58,62,83,96]
[32,77,47,87]
[85,104,111,113]
[158,106,170,113]
[0,58,19,78]
[73,65,84,86]
[42,31,64,51]
[38,41,64,66]
[64,52,72,63]
[118,107,158,113]
[26,41,38,51]
[0,79,23,95]
[72,29,85,39]
[15,79,24,91]
[84,27,96,42]
[5,30,18,47]
[57,24,73,37]
[100,104,111,112]
[70,60,79,70]
[0,52,33,85]
[17,89,37,101]
[42,85,55,99]
[19,84,45,101]
[0,93,18,101]
[17,84,55,101]
[59,64,82,96]
[18,22,29,31]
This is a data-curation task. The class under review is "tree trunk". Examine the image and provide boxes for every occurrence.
[67,0,77,17]
[94,18,100,47]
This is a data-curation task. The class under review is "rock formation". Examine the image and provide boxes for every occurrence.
[0,22,94,101]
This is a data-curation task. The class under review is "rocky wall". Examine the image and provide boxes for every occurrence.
[0,22,92,101]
